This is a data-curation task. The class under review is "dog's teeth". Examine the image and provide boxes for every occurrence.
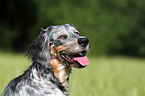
[66,55,72,60]
[66,55,70,59]
[69,57,72,59]
[79,53,83,56]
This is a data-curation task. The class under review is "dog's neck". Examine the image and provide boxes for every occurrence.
[50,45,71,90]
[50,58,71,90]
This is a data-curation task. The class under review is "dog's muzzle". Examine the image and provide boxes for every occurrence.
[59,37,89,68]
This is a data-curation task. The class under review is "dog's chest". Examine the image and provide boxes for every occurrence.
[30,68,66,96]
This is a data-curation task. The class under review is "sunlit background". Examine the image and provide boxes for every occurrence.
[0,0,145,95]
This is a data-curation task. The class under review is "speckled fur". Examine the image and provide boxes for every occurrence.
[2,24,89,96]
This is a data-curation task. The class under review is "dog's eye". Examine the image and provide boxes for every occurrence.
[58,35,67,40]
[74,31,79,35]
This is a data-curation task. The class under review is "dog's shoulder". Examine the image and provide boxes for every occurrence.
[2,66,32,95]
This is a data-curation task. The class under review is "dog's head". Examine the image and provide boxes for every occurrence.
[27,24,89,68]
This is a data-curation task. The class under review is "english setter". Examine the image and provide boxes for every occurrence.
[2,24,89,96]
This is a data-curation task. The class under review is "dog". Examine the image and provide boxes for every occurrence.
[2,24,89,96]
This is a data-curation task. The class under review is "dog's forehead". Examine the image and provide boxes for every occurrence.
[50,25,78,39]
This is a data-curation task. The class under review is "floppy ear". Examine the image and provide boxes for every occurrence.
[27,27,53,66]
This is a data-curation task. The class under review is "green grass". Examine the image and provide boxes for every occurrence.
[0,52,145,96]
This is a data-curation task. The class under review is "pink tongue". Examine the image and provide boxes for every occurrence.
[73,56,89,66]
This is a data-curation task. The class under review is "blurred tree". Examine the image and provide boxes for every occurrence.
[0,0,145,56]
[0,0,37,51]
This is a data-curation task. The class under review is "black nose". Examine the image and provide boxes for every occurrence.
[78,37,89,47]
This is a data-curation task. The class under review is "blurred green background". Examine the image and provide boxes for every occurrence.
[1,0,145,56]
[1,0,145,96]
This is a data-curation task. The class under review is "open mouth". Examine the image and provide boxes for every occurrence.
[59,51,89,68]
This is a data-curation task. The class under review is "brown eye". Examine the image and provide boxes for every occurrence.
[74,31,79,35]
[58,35,67,40]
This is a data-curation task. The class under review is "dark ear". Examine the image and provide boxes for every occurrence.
[26,27,52,66]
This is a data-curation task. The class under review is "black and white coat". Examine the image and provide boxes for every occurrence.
[2,24,89,96]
